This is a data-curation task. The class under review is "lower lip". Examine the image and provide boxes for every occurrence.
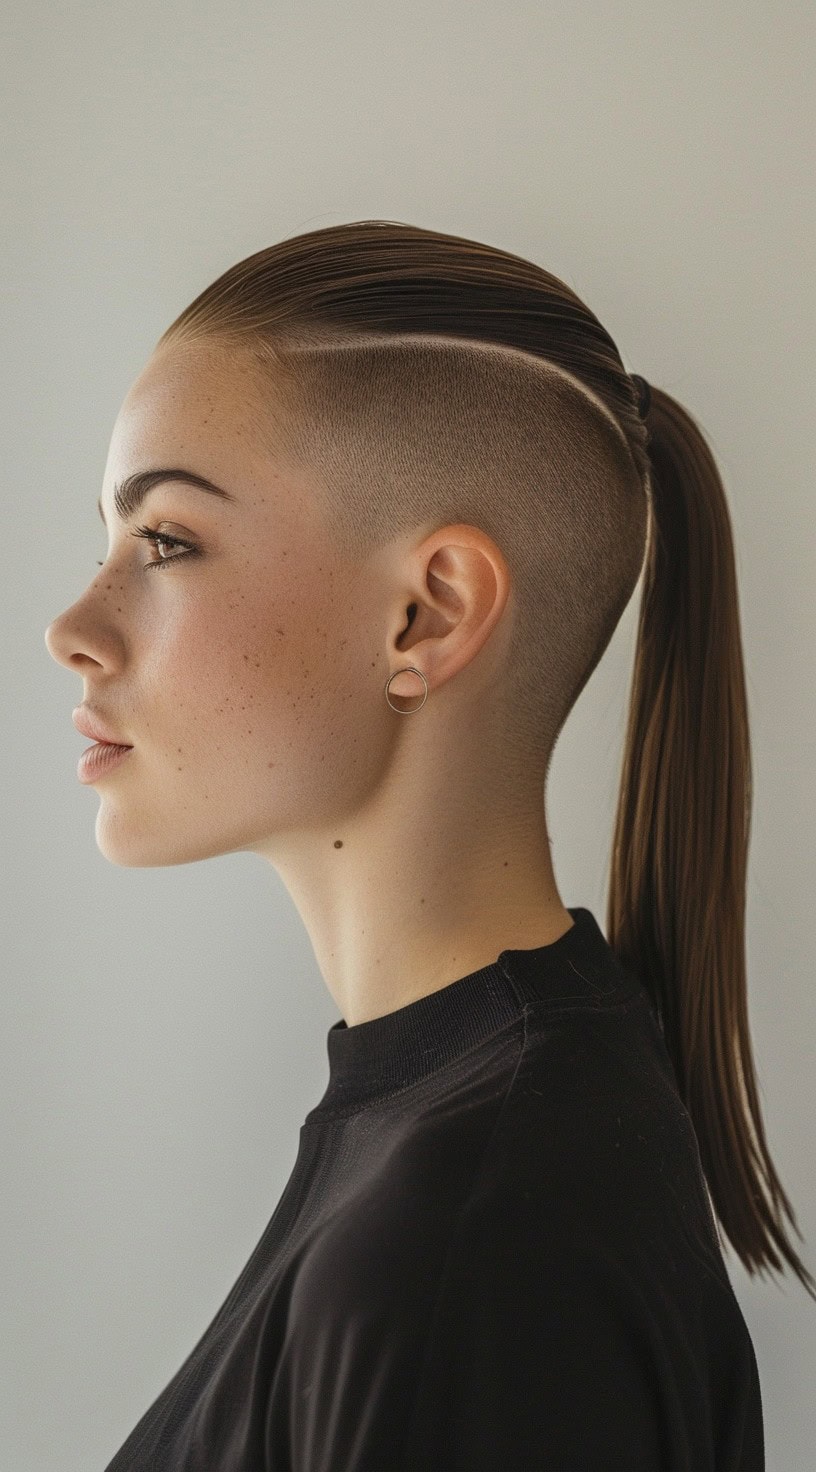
[77,742,134,783]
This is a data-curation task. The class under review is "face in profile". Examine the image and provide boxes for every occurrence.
[44,338,405,869]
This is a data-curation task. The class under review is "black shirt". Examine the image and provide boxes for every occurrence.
[103,906,764,1470]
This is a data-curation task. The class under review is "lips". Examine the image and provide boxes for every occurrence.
[72,707,133,747]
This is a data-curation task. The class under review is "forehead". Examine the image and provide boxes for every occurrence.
[109,339,269,466]
[100,338,309,525]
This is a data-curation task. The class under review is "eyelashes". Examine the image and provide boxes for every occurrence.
[132,525,198,571]
[96,524,199,572]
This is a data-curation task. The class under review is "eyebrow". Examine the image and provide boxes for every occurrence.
[97,468,237,526]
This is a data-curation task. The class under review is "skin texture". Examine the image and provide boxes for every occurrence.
[45,339,575,1027]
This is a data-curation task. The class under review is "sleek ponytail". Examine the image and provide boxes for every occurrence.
[609,388,816,1300]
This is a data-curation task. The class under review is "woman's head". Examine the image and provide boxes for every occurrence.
[45,220,651,870]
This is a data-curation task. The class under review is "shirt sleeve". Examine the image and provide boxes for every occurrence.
[397,1184,761,1472]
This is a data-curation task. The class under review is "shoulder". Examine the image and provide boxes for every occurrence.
[455,996,731,1287]
[400,1022,761,1468]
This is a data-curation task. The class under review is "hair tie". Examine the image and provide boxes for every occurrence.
[631,374,652,419]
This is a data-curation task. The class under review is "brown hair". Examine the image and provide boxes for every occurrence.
[157,218,814,1300]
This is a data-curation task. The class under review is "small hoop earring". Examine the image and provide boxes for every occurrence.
[384,666,429,713]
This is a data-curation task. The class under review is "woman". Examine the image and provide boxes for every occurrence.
[45,219,810,1470]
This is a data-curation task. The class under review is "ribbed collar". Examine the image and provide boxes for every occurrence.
[307,907,638,1120]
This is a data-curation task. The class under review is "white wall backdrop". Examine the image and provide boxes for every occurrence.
[2,1,814,1467]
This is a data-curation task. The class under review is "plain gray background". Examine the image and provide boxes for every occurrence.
[3,2,814,1468]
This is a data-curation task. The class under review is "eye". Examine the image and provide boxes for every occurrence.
[96,524,199,571]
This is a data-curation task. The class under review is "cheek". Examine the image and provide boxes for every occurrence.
[152,579,345,735]
[128,570,388,831]
[221,572,368,778]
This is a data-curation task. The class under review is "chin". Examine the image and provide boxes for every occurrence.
[92,809,241,868]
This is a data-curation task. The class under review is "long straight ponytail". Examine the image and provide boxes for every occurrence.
[608,386,816,1300]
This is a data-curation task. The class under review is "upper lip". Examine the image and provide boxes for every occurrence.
[72,707,133,746]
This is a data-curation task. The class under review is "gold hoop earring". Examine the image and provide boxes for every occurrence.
[384,666,428,713]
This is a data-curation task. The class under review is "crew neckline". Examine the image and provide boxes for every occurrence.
[305,906,640,1121]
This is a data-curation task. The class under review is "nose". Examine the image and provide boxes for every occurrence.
[44,613,81,670]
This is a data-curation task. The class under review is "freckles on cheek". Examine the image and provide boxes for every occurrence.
[147,613,237,721]
[166,571,319,734]
[192,594,285,723]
